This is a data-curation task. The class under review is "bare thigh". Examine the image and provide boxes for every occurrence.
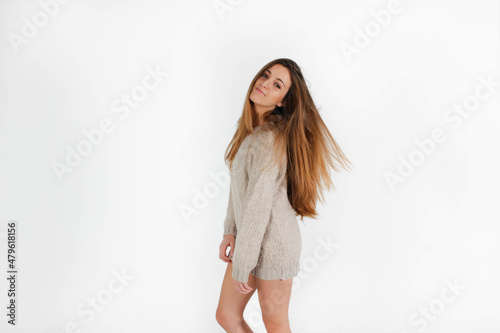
[255,277,293,331]
[216,261,257,323]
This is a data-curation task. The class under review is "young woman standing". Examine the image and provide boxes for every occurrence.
[216,58,352,332]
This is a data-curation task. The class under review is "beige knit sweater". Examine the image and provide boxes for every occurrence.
[223,125,302,283]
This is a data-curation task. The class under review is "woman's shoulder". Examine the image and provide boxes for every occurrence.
[249,127,286,170]
[250,127,276,150]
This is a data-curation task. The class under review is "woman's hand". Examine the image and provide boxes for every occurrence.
[219,234,235,263]
[220,235,253,293]
[232,279,254,294]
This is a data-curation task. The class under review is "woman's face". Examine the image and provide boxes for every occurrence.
[250,64,291,112]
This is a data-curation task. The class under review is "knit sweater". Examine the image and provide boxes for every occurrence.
[223,125,302,284]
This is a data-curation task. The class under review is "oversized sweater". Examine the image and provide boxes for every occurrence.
[222,125,302,284]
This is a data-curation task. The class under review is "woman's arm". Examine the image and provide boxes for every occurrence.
[231,131,282,284]
[223,183,237,238]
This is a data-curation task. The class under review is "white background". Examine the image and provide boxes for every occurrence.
[0,0,499,332]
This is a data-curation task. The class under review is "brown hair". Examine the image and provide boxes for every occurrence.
[224,58,353,221]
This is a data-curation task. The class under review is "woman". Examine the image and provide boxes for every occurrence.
[216,58,352,332]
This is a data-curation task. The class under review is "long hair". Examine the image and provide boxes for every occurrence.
[224,58,353,221]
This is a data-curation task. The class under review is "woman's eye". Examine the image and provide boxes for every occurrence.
[261,73,280,89]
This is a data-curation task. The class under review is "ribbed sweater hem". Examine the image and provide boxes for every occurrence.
[232,264,300,284]
[223,225,236,237]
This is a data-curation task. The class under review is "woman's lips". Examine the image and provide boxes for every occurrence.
[256,87,265,96]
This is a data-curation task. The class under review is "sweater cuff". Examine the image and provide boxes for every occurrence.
[223,225,237,237]
[232,266,252,284]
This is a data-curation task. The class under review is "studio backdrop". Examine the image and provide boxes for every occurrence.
[0,0,499,332]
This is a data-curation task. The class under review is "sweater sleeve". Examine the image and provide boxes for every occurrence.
[223,183,237,238]
[231,132,282,283]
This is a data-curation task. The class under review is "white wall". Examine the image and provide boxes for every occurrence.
[0,0,498,332]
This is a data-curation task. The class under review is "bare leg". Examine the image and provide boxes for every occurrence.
[216,261,258,332]
[255,276,293,333]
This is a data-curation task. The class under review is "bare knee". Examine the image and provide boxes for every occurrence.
[215,308,235,326]
[215,307,244,329]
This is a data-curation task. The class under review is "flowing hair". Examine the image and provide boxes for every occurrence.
[224,58,353,221]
